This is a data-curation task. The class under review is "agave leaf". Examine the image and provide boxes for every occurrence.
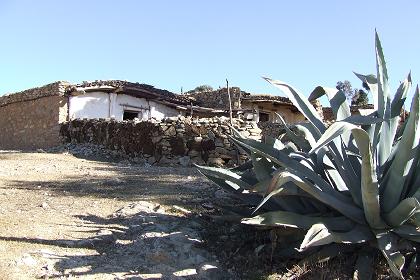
[251,178,272,193]
[375,230,405,279]
[382,88,420,212]
[390,73,412,138]
[298,244,348,266]
[353,249,375,280]
[309,86,350,121]
[353,72,378,110]
[274,112,312,150]
[251,153,273,182]
[375,30,390,119]
[341,114,384,125]
[253,171,314,213]
[295,121,322,141]
[375,31,394,166]
[264,136,286,151]
[402,87,420,198]
[384,197,420,227]
[319,150,349,193]
[230,136,352,202]
[201,173,283,211]
[242,211,355,231]
[259,170,365,222]
[310,122,387,228]
[229,160,253,172]
[233,136,367,222]
[408,165,420,199]
[195,164,253,190]
[299,223,373,251]
[392,224,420,242]
[264,77,325,135]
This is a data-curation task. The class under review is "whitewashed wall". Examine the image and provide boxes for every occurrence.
[69,91,180,121]
[69,92,110,119]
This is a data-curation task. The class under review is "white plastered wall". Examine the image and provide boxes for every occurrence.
[69,91,181,121]
[69,92,110,119]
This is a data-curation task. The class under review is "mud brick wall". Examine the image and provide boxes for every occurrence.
[0,82,69,149]
[60,116,262,167]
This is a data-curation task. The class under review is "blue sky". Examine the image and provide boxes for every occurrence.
[1,1,419,106]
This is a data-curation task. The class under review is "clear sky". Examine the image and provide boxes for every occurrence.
[1,0,419,105]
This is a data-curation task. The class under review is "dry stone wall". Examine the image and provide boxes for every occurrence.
[60,116,262,167]
[187,87,242,109]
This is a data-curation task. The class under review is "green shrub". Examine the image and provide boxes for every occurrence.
[196,31,419,279]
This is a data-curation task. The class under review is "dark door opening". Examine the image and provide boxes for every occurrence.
[123,110,139,120]
[259,112,270,122]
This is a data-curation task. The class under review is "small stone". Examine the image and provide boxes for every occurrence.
[41,202,49,209]
[165,126,176,136]
[202,203,214,210]
[179,156,190,167]
[20,254,37,266]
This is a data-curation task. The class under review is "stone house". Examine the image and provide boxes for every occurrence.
[0,80,324,150]
[66,80,192,121]
[0,80,196,149]
[186,87,322,123]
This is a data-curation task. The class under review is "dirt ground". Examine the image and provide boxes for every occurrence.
[0,150,416,280]
[0,150,241,280]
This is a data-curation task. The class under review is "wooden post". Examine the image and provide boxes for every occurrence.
[226,79,233,125]
[190,101,193,117]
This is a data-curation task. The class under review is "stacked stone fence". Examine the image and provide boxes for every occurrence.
[60,116,262,167]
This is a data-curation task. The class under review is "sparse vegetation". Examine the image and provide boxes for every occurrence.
[197,31,419,279]
[336,80,370,106]
[185,85,214,94]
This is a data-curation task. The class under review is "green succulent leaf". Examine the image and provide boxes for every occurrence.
[390,73,412,138]
[261,170,365,223]
[375,230,405,279]
[195,164,252,190]
[382,87,420,212]
[251,153,273,182]
[353,72,378,110]
[310,122,387,228]
[384,197,420,227]
[263,77,325,135]
[299,223,373,251]
[230,136,349,200]
[375,29,390,119]
[242,211,355,231]
[353,249,375,280]
[274,112,312,150]
[392,224,420,242]
[309,86,350,121]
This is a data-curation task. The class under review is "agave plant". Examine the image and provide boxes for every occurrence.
[196,31,419,279]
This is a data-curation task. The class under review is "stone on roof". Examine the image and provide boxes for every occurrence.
[0,81,69,107]
[68,80,191,105]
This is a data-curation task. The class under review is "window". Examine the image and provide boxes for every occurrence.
[259,112,270,122]
[123,110,140,120]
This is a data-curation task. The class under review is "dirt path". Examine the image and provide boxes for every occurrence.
[0,151,235,279]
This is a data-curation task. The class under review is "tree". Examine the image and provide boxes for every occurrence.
[351,89,369,106]
[336,80,369,105]
[336,80,354,102]
[185,85,214,94]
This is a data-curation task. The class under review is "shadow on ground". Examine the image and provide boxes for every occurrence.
[4,162,213,207]
[0,201,230,279]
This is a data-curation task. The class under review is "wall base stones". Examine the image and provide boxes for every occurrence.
[60,116,262,167]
